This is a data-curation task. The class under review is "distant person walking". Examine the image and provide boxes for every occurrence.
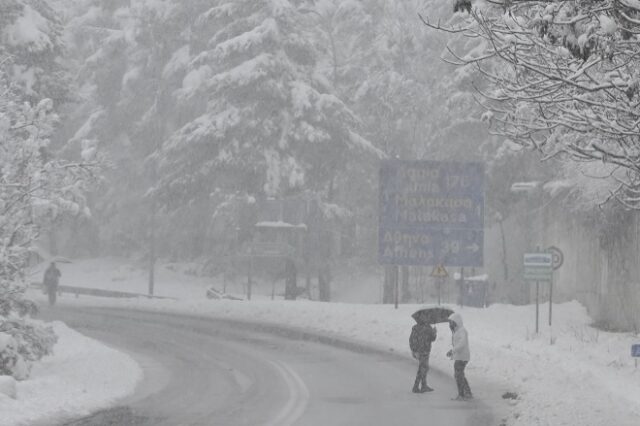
[43,262,61,306]
[409,315,437,393]
[446,312,473,400]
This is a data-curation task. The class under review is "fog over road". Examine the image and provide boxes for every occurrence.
[41,307,493,426]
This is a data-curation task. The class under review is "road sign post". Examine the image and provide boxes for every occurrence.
[546,246,564,327]
[548,276,553,326]
[524,253,553,334]
[430,264,448,305]
[535,280,540,334]
[459,267,464,308]
[395,266,399,310]
[378,160,484,307]
[632,344,640,368]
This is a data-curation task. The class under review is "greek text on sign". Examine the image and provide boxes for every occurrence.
[524,253,553,282]
[524,253,553,266]
[378,160,484,266]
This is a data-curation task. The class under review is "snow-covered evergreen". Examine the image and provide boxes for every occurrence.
[153,0,380,204]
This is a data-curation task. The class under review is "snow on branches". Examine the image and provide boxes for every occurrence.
[423,0,640,208]
[0,58,96,379]
[153,0,381,204]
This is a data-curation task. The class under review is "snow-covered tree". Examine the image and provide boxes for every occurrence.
[425,0,640,207]
[1,0,68,104]
[1,1,97,378]
[153,0,382,206]
[0,67,90,378]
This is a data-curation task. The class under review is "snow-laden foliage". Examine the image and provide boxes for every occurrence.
[59,0,491,265]
[0,52,95,378]
[0,332,29,379]
[0,319,57,379]
[152,0,381,205]
[0,0,68,103]
[425,0,640,208]
[0,81,92,283]
[61,0,397,260]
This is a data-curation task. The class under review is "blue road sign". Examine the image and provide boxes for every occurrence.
[379,160,484,266]
[632,344,640,357]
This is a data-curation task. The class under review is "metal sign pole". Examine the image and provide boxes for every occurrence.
[394,265,399,309]
[549,276,553,326]
[524,252,552,335]
[535,280,540,334]
[459,267,465,308]
[247,255,253,301]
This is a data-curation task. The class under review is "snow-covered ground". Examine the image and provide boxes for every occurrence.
[19,257,640,426]
[0,321,141,426]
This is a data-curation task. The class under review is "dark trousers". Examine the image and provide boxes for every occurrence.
[47,286,57,306]
[454,360,472,397]
[413,353,430,389]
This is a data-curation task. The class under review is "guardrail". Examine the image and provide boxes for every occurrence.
[30,283,176,300]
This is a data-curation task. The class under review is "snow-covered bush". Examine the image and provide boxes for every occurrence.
[0,316,56,380]
[0,332,30,380]
[2,317,58,363]
[0,284,53,380]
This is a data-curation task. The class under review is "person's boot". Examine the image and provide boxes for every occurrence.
[412,378,421,393]
[419,379,433,392]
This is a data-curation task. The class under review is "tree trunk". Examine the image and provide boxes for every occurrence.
[305,258,312,300]
[318,262,331,301]
[49,228,58,256]
[284,258,297,300]
[498,219,509,282]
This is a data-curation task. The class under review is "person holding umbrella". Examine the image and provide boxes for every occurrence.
[446,312,473,401]
[409,309,439,393]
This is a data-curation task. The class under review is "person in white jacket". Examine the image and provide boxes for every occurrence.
[446,312,473,400]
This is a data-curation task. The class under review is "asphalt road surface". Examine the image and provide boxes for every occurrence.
[40,306,494,426]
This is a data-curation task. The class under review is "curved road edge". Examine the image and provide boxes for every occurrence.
[43,306,504,426]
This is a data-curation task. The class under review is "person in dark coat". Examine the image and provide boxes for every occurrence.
[409,315,437,393]
[446,312,473,400]
[43,262,61,306]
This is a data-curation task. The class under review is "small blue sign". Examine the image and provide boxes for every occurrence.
[379,160,484,266]
[632,344,640,357]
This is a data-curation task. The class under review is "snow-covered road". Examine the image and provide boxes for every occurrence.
[42,306,494,426]
[18,256,640,426]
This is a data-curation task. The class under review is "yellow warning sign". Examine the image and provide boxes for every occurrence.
[430,264,448,278]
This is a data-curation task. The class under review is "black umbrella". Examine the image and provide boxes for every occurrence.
[411,306,454,324]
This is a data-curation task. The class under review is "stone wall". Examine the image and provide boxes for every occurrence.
[485,196,640,331]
